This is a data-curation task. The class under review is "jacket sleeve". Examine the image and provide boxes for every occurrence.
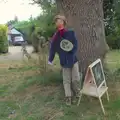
[48,39,56,63]
[69,31,78,54]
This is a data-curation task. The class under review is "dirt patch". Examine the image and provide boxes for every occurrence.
[0,69,38,84]
[8,112,18,119]
[44,109,64,120]
[108,82,120,100]
[0,64,9,68]
[15,84,59,100]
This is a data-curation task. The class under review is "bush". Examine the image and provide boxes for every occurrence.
[14,13,56,45]
[16,24,33,44]
[0,25,8,53]
[106,34,120,49]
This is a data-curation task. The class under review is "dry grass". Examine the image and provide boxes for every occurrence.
[0,51,120,120]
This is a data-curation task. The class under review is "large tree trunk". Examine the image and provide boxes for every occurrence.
[56,0,109,74]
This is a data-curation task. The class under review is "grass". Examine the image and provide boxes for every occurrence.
[105,50,120,70]
[0,51,120,120]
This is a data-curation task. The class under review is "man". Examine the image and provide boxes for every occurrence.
[48,15,80,106]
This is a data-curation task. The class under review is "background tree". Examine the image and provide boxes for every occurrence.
[103,0,114,36]
[31,0,111,75]
[7,0,120,62]
[56,0,109,75]
[105,0,120,49]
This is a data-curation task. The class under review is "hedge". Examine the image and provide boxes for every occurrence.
[106,34,120,49]
[0,25,8,53]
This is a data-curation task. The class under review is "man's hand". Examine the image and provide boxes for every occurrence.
[48,61,53,65]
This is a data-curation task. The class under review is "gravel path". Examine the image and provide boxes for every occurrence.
[0,46,33,61]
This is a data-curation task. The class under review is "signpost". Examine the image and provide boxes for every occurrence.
[77,59,109,115]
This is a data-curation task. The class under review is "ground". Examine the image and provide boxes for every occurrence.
[0,46,33,61]
[0,48,120,120]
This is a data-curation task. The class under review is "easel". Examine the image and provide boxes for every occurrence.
[77,59,109,115]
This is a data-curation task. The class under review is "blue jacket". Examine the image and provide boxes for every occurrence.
[48,29,78,68]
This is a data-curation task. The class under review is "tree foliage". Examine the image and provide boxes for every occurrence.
[104,0,120,49]
[7,0,120,49]
[0,25,8,53]
[10,0,56,45]
[103,0,114,36]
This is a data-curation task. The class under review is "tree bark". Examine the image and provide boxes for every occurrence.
[56,0,109,74]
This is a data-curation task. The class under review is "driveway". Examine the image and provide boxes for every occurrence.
[0,46,33,61]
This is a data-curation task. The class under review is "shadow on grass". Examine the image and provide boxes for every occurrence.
[16,71,63,93]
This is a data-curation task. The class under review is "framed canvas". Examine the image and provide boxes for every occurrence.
[89,59,105,88]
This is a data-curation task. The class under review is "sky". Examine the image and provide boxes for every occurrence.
[0,0,42,24]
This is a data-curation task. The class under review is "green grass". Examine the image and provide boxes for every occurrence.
[106,50,120,71]
[0,51,120,120]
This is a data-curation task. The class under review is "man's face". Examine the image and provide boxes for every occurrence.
[55,18,64,28]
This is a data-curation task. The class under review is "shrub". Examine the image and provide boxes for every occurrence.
[106,34,120,49]
[14,13,56,45]
[0,25,8,53]
[16,24,33,44]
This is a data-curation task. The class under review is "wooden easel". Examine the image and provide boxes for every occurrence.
[77,59,109,115]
